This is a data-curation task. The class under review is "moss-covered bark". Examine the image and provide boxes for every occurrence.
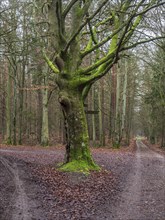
[58,87,99,172]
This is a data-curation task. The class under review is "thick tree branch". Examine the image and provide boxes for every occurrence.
[78,50,116,76]
[42,50,59,74]
[74,59,115,87]
[82,83,93,101]
[81,22,127,58]
[87,16,97,45]
[56,0,66,44]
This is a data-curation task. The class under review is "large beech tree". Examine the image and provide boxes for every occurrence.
[40,0,164,172]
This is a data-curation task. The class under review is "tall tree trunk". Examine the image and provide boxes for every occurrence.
[1,94,5,140]
[0,64,6,139]
[27,73,32,139]
[98,81,105,146]
[161,115,165,147]
[41,77,49,146]
[121,59,128,139]
[108,72,112,139]
[91,85,96,143]
[59,89,99,172]
[125,76,135,146]
[37,89,42,143]
[111,65,117,145]
[114,65,121,147]
[98,82,104,146]
[18,14,27,145]
[5,65,12,144]
[18,65,25,145]
[12,72,17,145]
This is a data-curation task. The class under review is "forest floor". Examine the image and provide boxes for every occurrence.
[0,141,164,220]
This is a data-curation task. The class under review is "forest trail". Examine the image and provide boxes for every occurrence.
[0,142,164,220]
[109,140,165,220]
[0,155,47,220]
[0,156,30,220]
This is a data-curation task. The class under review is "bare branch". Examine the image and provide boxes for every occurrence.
[63,0,109,54]
[121,36,165,51]
[62,0,79,18]
[136,1,165,17]
[114,0,145,61]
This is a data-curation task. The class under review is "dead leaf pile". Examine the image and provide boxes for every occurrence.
[31,165,117,219]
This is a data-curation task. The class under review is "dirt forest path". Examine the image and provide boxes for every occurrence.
[0,155,47,220]
[109,140,165,220]
[0,141,165,220]
[0,156,30,220]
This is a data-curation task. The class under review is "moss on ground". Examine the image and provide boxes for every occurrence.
[58,160,100,174]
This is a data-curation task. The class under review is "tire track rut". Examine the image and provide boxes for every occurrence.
[0,156,31,220]
[110,140,165,220]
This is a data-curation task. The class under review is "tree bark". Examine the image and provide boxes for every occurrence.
[12,70,17,145]
[41,80,49,146]
[91,85,96,143]
[59,88,98,172]
[5,63,12,144]
[98,80,105,146]
[114,64,121,147]
[121,59,128,139]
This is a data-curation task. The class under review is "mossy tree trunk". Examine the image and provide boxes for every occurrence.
[58,86,98,171]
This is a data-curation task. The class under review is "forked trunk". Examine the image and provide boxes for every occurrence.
[59,89,99,172]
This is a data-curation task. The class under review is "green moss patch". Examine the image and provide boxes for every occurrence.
[58,160,100,174]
